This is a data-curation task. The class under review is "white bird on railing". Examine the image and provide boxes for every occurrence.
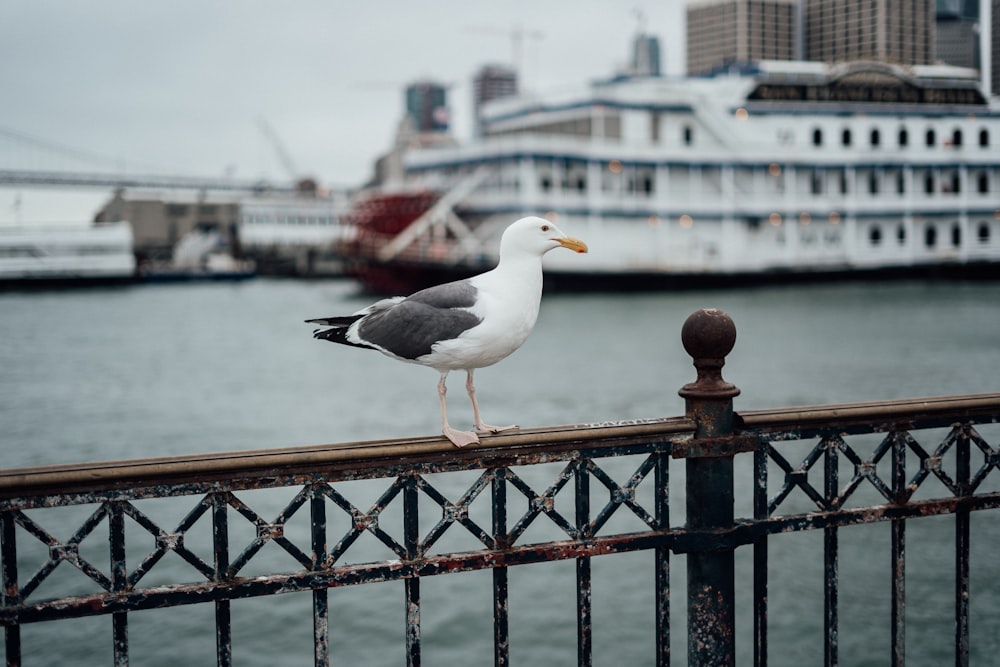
[306,216,588,447]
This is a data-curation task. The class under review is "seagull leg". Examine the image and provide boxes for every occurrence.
[438,371,480,447]
[466,369,518,434]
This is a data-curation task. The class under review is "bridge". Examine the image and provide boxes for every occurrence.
[0,125,302,195]
[0,168,300,195]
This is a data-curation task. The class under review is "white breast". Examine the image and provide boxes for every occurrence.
[418,262,543,371]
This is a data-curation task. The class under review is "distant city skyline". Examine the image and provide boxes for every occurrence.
[686,0,993,75]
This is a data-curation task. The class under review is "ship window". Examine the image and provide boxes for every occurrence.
[952,129,963,147]
[949,172,961,194]
[839,171,848,194]
[0,246,37,258]
[925,225,937,247]
[841,128,852,147]
[869,226,882,245]
[979,129,989,147]
[683,126,694,146]
[926,128,936,146]
[811,171,823,194]
[540,175,552,192]
[924,173,934,194]
[898,127,909,147]
[812,128,823,146]
[896,172,905,194]
[868,172,879,194]
[978,173,989,193]
[897,224,906,244]
[978,222,990,243]
[575,176,587,192]
[951,223,961,247]
[870,128,881,147]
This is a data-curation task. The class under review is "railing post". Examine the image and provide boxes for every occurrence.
[678,308,740,667]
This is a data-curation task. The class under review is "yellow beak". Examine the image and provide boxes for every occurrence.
[556,236,588,254]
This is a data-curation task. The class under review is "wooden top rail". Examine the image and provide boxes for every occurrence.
[2,393,998,500]
[0,416,695,499]
[739,392,1000,432]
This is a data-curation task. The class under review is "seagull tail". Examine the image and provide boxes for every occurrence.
[307,314,374,349]
[312,326,351,344]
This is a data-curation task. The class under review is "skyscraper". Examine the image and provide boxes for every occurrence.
[405,81,449,134]
[937,0,980,18]
[992,0,999,95]
[805,0,935,65]
[687,0,798,75]
[936,0,981,69]
[631,33,663,76]
[472,65,518,137]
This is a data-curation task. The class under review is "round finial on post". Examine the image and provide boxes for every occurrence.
[679,308,740,399]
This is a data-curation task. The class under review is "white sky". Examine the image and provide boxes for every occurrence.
[0,1,689,223]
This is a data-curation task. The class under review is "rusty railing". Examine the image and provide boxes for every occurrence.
[2,309,999,666]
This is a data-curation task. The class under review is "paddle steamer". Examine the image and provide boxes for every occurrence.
[342,56,1000,293]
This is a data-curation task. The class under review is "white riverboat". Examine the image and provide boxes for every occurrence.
[343,57,1000,292]
[0,221,136,286]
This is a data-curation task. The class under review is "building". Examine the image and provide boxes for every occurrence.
[630,33,663,76]
[97,190,241,263]
[993,0,999,94]
[936,0,981,70]
[687,0,798,75]
[96,185,351,275]
[805,0,935,65]
[938,0,981,21]
[473,65,518,137]
[405,81,449,134]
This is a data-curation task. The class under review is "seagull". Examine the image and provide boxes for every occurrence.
[306,216,588,447]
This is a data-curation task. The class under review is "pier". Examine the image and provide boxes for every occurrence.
[2,309,999,666]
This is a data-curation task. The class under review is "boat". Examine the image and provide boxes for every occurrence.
[0,221,136,287]
[139,229,256,283]
[341,50,1000,293]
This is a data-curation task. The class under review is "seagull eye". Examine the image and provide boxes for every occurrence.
[541,225,551,232]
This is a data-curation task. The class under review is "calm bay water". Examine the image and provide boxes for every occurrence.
[2,278,999,665]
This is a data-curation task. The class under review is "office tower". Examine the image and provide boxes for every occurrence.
[805,0,935,65]
[992,0,999,94]
[936,0,981,69]
[687,0,798,75]
[631,33,663,76]
[473,65,518,136]
[405,81,449,133]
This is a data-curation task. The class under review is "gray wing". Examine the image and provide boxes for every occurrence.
[406,279,478,309]
[357,280,481,359]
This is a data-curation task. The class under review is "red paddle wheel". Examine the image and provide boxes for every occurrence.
[339,190,440,294]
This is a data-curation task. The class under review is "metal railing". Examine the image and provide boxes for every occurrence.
[2,309,998,666]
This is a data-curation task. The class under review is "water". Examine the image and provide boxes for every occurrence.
[2,278,999,665]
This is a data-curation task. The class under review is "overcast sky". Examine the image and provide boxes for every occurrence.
[1,1,689,223]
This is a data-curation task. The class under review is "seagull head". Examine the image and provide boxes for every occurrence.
[500,216,588,258]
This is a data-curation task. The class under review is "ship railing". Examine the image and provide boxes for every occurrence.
[2,310,999,666]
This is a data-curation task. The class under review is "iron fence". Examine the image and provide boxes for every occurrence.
[2,309,999,666]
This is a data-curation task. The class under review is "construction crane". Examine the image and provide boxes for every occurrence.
[256,118,299,180]
[464,23,544,80]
